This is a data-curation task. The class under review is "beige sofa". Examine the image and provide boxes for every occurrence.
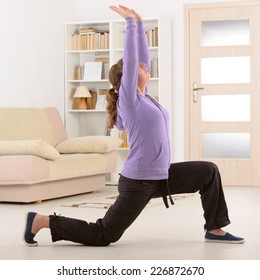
[0,107,121,203]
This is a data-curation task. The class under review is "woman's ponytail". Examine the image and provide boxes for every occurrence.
[106,58,123,129]
[106,87,119,129]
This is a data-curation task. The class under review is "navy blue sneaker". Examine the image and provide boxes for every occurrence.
[24,212,38,246]
[205,231,245,244]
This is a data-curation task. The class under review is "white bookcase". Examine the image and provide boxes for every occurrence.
[65,18,172,184]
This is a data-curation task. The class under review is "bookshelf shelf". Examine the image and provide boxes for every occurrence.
[65,18,172,184]
[67,80,109,83]
[66,49,109,54]
[68,110,106,113]
[113,47,158,52]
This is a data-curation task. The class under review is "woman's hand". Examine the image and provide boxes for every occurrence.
[130,8,142,22]
[110,5,142,22]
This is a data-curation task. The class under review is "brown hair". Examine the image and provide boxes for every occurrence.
[106,58,123,129]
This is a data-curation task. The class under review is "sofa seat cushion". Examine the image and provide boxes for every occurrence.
[48,153,108,180]
[0,140,61,160]
[0,152,116,185]
[0,155,49,184]
[55,136,122,154]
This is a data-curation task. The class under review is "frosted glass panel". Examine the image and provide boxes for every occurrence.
[202,133,250,158]
[201,20,250,46]
[201,57,250,84]
[201,95,250,121]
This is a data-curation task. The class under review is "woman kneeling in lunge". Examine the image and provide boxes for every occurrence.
[24,5,244,247]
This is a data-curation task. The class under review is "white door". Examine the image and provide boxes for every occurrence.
[185,2,260,186]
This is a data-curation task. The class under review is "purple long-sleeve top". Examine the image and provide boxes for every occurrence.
[116,17,171,180]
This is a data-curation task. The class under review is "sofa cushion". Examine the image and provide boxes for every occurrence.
[0,140,61,160]
[55,136,122,154]
[0,108,57,146]
[0,155,49,184]
[48,153,108,180]
[0,152,117,185]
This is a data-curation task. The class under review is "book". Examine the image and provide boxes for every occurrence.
[71,34,81,50]
[154,27,158,47]
[86,96,93,109]
[145,27,159,47]
[148,29,154,47]
[91,91,97,109]
[74,66,84,80]
[150,58,158,78]
[104,32,109,49]
[79,27,95,34]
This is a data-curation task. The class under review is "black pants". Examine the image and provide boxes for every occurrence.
[50,161,230,246]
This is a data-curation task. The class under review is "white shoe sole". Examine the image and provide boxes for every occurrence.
[24,240,38,247]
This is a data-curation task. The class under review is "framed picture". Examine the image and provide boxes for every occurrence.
[95,89,108,110]
[83,62,102,81]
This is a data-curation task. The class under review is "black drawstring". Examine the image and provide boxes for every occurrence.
[161,179,174,208]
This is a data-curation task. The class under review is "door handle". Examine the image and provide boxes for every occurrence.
[193,82,204,103]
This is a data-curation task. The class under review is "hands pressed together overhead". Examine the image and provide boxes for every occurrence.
[110,4,142,22]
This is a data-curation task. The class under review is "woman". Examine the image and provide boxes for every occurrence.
[24,5,244,247]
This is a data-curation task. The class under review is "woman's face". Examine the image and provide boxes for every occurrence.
[138,63,150,86]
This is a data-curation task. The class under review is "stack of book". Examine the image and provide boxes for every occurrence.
[71,27,109,50]
[85,91,97,110]
[146,27,158,47]
[119,26,158,48]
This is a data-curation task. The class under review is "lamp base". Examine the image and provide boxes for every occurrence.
[76,98,87,110]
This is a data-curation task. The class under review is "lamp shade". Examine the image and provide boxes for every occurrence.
[73,86,91,98]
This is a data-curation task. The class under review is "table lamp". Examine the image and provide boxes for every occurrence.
[73,86,91,110]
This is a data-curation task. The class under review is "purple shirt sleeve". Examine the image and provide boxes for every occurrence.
[118,18,150,109]
[137,21,150,72]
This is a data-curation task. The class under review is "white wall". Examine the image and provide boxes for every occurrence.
[0,0,250,162]
[0,0,79,118]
